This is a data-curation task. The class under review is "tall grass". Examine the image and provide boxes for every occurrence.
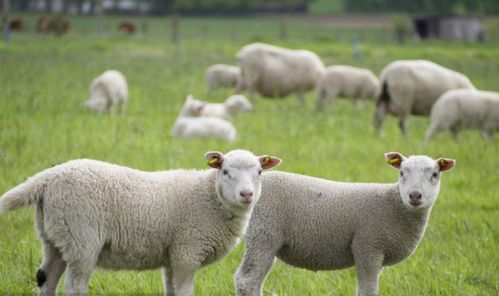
[0,15,497,295]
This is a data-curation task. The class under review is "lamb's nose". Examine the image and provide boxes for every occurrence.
[409,191,422,201]
[240,191,253,203]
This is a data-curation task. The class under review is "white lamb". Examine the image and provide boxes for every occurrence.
[374,60,475,135]
[200,95,253,119]
[426,89,499,141]
[0,150,282,296]
[84,70,128,114]
[316,65,380,110]
[236,42,325,102]
[236,152,455,296]
[205,64,243,92]
[171,95,238,142]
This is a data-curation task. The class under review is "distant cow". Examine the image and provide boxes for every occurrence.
[36,17,54,33]
[9,18,24,31]
[119,21,136,34]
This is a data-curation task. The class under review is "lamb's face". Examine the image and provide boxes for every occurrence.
[205,150,281,212]
[84,97,107,112]
[385,152,455,211]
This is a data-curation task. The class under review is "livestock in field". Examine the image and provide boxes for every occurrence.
[426,89,499,141]
[0,150,282,296]
[374,60,475,135]
[84,70,128,114]
[316,65,380,110]
[236,152,455,296]
[236,42,325,102]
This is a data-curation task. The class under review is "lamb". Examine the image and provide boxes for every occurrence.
[205,64,243,92]
[425,89,499,141]
[0,150,282,296]
[374,59,475,135]
[171,95,238,142]
[236,42,325,102]
[84,70,128,114]
[316,65,380,110]
[200,95,253,119]
[235,152,455,296]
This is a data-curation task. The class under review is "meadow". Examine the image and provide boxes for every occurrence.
[0,14,497,295]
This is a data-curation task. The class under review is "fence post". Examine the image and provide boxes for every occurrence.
[171,15,179,45]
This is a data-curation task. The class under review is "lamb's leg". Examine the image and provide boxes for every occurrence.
[354,253,384,296]
[170,264,198,296]
[373,101,386,136]
[64,249,100,295]
[399,114,409,137]
[162,267,175,296]
[235,248,276,296]
[37,240,66,296]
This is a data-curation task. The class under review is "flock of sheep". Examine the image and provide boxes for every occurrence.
[84,42,498,141]
[1,149,455,296]
[0,41,495,296]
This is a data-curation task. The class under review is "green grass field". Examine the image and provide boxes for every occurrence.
[0,15,498,295]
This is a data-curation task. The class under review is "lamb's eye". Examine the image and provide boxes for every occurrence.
[258,170,262,175]
[222,169,229,176]
[432,172,438,178]
[400,171,404,177]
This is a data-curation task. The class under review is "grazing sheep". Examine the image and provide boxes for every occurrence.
[316,65,381,111]
[426,89,499,141]
[171,95,238,142]
[0,150,282,296]
[205,64,243,92]
[236,42,325,102]
[374,60,475,135]
[84,70,128,114]
[200,95,253,119]
[119,21,136,34]
[236,152,455,296]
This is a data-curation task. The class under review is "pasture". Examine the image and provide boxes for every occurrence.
[0,15,497,295]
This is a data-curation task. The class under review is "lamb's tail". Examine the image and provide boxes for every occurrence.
[0,170,50,213]
[376,80,390,108]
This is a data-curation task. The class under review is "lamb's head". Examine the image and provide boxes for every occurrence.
[205,150,281,213]
[179,94,205,117]
[385,152,455,211]
[225,95,252,115]
[84,97,107,112]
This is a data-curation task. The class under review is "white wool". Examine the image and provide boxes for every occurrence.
[84,70,128,114]
[426,89,499,141]
[205,64,242,91]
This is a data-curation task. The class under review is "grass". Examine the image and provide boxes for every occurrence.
[0,15,498,295]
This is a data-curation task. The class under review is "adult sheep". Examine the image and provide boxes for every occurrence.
[426,89,499,141]
[316,65,381,111]
[0,150,282,296]
[236,152,455,296]
[84,70,128,114]
[374,60,475,135]
[236,42,325,102]
[205,64,243,92]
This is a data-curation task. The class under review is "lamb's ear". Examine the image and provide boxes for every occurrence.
[195,103,205,116]
[205,151,224,169]
[186,94,193,102]
[259,155,282,170]
[436,158,455,172]
[384,152,406,169]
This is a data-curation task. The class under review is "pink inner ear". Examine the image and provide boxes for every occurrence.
[385,152,403,168]
[260,156,281,170]
[438,159,455,171]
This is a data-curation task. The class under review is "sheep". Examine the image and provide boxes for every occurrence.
[200,95,253,119]
[235,152,455,296]
[316,65,381,111]
[236,42,325,103]
[0,150,282,296]
[374,59,475,135]
[425,89,499,141]
[171,95,238,142]
[84,70,128,114]
[205,64,243,92]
